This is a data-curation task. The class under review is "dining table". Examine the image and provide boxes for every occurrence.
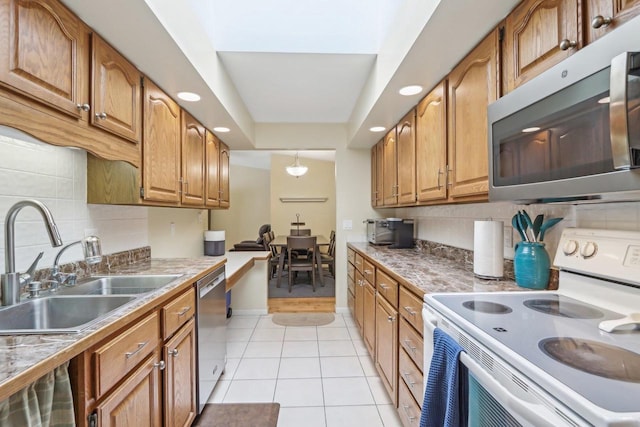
[270,235,329,288]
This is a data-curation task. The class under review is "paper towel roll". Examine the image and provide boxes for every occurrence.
[204,230,225,241]
[473,220,504,279]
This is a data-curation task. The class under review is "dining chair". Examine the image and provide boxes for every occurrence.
[286,236,317,292]
[264,232,284,280]
[320,231,336,277]
[289,228,311,236]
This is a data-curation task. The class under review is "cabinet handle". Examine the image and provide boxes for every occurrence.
[154,360,166,370]
[446,165,453,187]
[184,181,188,194]
[559,39,577,50]
[402,371,416,387]
[76,103,90,112]
[404,339,417,354]
[177,306,191,316]
[95,112,108,120]
[169,349,179,357]
[379,283,388,290]
[125,341,148,359]
[387,315,395,322]
[404,306,416,316]
[591,15,612,29]
[436,167,444,190]
[363,269,372,275]
[402,404,417,422]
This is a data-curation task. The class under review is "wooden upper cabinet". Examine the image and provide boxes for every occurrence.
[382,127,398,206]
[447,29,498,201]
[416,80,447,203]
[142,79,181,204]
[396,109,417,205]
[219,141,230,208]
[205,130,221,208]
[503,0,581,93]
[0,0,89,118]
[584,0,640,43]
[371,141,384,207]
[91,34,142,143]
[181,111,206,206]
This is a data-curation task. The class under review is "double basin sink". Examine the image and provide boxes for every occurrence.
[0,274,182,335]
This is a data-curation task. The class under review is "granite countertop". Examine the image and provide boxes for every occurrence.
[348,242,522,296]
[0,256,228,402]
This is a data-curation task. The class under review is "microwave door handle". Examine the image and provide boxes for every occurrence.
[610,52,632,170]
[459,353,570,427]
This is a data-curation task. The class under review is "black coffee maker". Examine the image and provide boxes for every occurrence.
[387,218,414,249]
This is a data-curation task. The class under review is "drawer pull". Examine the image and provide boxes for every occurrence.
[177,306,191,316]
[364,269,372,274]
[125,341,148,359]
[403,306,416,316]
[403,371,416,387]
[154,360,166,370]
[387,315,396,323]
[379,283,388,290]
[402,404,417,422]
[169,349,179,357]
[404,339,417,354]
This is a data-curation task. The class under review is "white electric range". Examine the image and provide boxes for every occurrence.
[423,228,640,427]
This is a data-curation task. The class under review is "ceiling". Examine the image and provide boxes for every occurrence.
[231,150,336,170]
[60,0,519,150]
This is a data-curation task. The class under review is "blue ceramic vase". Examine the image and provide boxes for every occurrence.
[514,242,550,289]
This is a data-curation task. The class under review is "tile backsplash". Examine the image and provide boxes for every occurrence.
[0,128,149,273]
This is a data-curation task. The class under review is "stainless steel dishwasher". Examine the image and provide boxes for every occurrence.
[195,266,226,414]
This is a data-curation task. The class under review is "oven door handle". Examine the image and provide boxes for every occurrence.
[460,353,565,427]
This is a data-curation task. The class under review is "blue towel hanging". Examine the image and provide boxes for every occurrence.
[420,327,468,427]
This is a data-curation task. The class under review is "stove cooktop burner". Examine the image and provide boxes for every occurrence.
[540,337,640,383]
[523,297,603,319]
[462,300,512,314]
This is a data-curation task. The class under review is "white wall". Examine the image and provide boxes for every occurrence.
[148,207,208,258]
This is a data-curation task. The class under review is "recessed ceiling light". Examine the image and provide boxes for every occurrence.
[177,91,201,102]
[522,127,541,133]
[213,127,230,133]
[399,85,423,96]
[369,126,386,132]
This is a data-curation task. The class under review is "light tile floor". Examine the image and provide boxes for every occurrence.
[208,313,404,427]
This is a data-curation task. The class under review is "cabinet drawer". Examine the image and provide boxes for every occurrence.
[398,378,422,427]
[354,253,364,273]
[347,262,355,281]
[348,248,355,265]
[399,317,424,373]
[162,287,196,340]
[399,287,424,334]
[94,312,160,398]
[348,273,355,295]
[363,259,375,284]
[399,347,424,408]
[376,269,398,308]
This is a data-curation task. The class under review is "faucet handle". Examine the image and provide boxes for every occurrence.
[21,252,44,285]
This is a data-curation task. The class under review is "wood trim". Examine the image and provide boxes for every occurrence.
[268,297,335,313]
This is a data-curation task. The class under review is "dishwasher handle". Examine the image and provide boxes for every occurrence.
[197,268,226,298]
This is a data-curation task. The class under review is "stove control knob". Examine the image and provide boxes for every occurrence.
[562,240,579,256]
[580,241,598,259]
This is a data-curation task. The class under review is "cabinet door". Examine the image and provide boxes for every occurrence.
[91,34,142,143]
[416,80,447,203]
[447,29,498,201]
[181,110,206,206]
[0,0,89,118]
[96,352,162,427]
[219,141,230,208]
[397,109,417,205]
[382,128,398,206]
[503,0,580,93]
[205,130,221,207]
[363,281,376,358]
[164,319,197,427]
[375,293,398,406]
[585,0,640,43]
[142,79,181,203]
[354,271,365,335]
[372,141,384,206]
[371,143,378,206]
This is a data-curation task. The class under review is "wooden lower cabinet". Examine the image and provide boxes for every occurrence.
[163,318,197,427]
[398,377,422,427]
[375,292,398,406]
[363,281,376,357]
[354,271,365,334]
[399,342,424,408]
[95,352,162,427]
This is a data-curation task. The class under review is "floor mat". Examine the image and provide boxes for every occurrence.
[272,312,335,327]
[193,403,280,427]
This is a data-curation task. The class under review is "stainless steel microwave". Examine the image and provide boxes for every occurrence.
[488,16,640,204]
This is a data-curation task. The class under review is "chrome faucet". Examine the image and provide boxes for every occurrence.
[1,200,63,306]
[51,236,102,287]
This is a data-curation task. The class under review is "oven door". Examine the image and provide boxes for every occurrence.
[422,305,588,427]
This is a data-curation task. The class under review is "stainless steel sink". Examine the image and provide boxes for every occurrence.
[59,274,182,295]
[0,295,136,334]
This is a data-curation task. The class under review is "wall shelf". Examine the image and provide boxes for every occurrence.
[279,197,328,203]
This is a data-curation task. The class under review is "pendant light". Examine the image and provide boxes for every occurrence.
[286,152,308,177]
